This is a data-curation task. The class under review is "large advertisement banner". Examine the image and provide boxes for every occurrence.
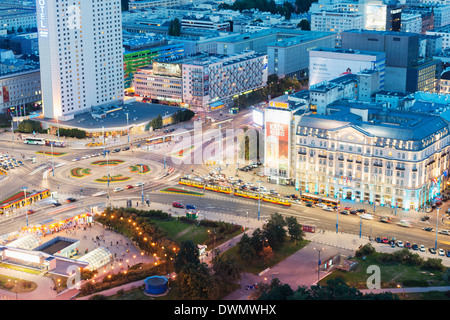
[365,4,387,31]
[265,109,290,176]
[2,86,9,103]
[309,56,376,87]
[153,62,182,77]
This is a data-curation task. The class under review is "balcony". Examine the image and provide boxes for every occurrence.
[373,163,383,167]
[396,167,405,171]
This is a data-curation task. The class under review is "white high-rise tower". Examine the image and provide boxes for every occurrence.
[37,0,124,120]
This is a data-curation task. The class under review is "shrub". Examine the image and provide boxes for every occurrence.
[421,258,445,272]
[355,243,376,257]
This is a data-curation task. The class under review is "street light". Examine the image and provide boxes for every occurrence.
[435,207,440,251]
[22,187,28,227]
[126,113,129,143]
[313,247,324,284]
[257,180,262,220]
[140,164,144,204]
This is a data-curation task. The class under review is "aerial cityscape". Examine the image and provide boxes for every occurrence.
[1,0,450,308]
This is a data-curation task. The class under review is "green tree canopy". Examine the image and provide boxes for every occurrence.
[173,240,200,273]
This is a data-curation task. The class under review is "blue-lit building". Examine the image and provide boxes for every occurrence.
[293,100,450,211]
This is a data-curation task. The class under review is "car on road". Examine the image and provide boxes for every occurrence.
[134,182,144,187]
[322,206,334,212]
[396,240,404,248]
[66,198,77,203]
[173,202,184,208]
[425,206,433,213]
[305,202,314,207]
[112,148,121,153]
[421,215,430,221]
[343,206,352,211]
[27,209,36,214]
[186,204,197,210]
[340,210,350,215]
[439,249,445,256]
[125,185,134,189]
[350,210,358,215]
[397,220,412,228]
[113,187,123,192]
[52,202,62,206]
[361,213,374,220]
[379,216,391,223]
[72,157,80,162]
[419,245,426,252]
[412,244,419,251]
[122,147,130,151]
[423,227,433,232]
[269,189,278,195]
[439,230,450,235]
[429,247,436,254]
[357,209,367,214]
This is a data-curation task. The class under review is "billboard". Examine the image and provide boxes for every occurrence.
[365,4,387,31]
[253,109,264,127]
[153,62,182,77]
[0,86,9,104]
[265,109,290,177]
[309,56,379,87]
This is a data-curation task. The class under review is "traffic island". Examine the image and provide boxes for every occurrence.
[70,167,92,178]
[94,175,131,183]
[160,187,204,196]
[35,151,68,157]
[129,164,150,174]
[91,160,125,166]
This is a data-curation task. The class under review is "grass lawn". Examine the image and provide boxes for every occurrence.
[320,253,446,289]
[223,239,310,275]
[0,262,42,275]
[0,274,37,293]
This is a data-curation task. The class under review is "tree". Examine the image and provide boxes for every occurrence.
[264,213,287,249]
[259,245,274,266]
[211,249,243,293]
[258,278,294,300]
[169,18,182,36]
[150,114,163,130]
[297,19,310,30]
[173,240,200,273]
[237,233,257,262]
[285,216,303,243]
[17,119,43,134]
[176,262,218,300]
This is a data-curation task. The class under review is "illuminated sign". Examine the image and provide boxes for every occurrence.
[269,101,289,109]
[5,249,41,264]
[265,109,291,177]
[153,62,182,78]
[365,4,387,31]
[37,0,48,38]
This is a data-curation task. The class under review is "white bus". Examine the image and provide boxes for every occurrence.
[23,137,45,145]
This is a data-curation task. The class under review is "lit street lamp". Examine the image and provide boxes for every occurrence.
[314,247,324,284]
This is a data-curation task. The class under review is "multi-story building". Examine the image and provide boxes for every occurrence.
[293,101,450,210]
[181,17,230,32]
[123,35,184,89]
[216,29,336,79]
[0,8,37,33]
[182,51,268,111]
[134,51,268,111]
[0,51,41,112]
[133,62,183,105]
[37,0,124,120]
[401,13,423,34]
[309,47,386,90]
[310,11,364,47]
[128,0,188,10]
[341,29,439,93]
[427,24,450,50]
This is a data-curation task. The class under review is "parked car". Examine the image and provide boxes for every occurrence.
[172,202,184,208]
[412,244,419,251]
[447,250,450,257]
[419,245,426,252]
[381,237,389,244]
[396,240,404,248]
[429,247,437,254]
[186,204,197,210]
[439,249,445,256]
[404,241,411,249]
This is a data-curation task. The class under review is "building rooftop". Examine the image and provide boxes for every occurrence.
[36,101,184,132]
